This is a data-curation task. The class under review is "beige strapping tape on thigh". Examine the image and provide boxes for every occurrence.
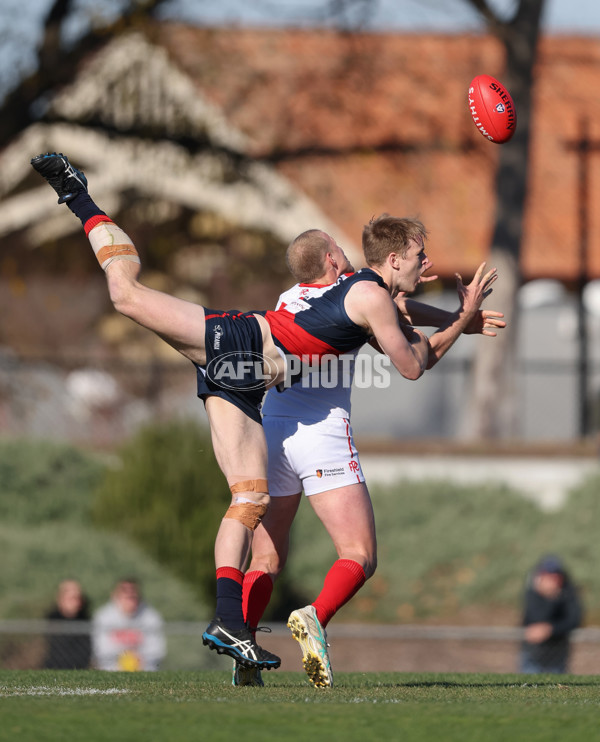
[224,479,269,530]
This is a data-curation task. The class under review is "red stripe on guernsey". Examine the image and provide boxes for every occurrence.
[204,311,246,320]
[265,309,338,358]
[296,273,354,289]
[84,214,114,236]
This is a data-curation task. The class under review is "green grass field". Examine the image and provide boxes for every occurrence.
[2,670,600,742]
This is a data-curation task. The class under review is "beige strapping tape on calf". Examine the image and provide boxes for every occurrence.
[88,222,141,270]
[224,479,269,530]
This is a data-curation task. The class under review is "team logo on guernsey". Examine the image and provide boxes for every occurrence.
[206,351,277,390]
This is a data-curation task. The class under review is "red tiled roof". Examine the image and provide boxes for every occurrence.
[160,26,600,281]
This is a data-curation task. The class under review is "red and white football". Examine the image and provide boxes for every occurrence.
[468,74,517,144]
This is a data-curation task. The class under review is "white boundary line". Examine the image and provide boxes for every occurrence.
[0,685,130,697]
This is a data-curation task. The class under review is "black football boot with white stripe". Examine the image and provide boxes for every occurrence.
[202,617,281,670]
[31,152,88,203]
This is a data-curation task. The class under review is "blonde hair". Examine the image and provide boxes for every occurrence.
[362,215,428,267]
[286,229,331,283]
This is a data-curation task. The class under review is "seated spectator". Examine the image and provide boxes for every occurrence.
[92,578,166,671]
[43,579,91,669]
[520,555,583,674]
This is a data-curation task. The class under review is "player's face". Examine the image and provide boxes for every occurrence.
[395,237,428,293]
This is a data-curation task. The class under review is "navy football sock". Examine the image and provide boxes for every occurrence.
[215,568,245,630]
[67,192,108,229]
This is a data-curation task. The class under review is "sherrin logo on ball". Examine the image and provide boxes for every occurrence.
[468,74,517,144]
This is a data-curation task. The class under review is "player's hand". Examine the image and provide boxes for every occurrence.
[455,262,498,317]
[463,309,506,336]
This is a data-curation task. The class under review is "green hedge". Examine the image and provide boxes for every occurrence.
[3,433,599,626]
[0,436,208,624]
[92,420,228,603]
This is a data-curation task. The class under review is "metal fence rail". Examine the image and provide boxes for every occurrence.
[2,621,599,674]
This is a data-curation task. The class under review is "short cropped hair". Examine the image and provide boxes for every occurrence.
[362,215,428,267]
[286,230,330,283]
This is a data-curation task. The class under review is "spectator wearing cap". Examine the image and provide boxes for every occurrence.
[519,555,583,674]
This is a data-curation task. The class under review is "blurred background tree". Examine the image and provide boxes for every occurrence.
[461,0,546,439]
[0,0,549,441]
[0,0,191,146]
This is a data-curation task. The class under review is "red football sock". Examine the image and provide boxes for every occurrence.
[312,559,366,627]
[242,570,274,632]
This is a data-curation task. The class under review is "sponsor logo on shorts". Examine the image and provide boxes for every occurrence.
[315,466,345,478]
[206,351,278,391]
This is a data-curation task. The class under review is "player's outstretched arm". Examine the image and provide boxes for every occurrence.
[346,281,429,380]
[425,262,499,369]
[394,254,504,337]
[397,298,506,337]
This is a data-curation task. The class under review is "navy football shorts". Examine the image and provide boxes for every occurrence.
[194,309,267,424]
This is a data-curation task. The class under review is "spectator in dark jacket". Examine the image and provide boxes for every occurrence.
[43,579,92,669]
[520,555,582,674]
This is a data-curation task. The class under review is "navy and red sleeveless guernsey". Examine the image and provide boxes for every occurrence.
[264,268,386,359]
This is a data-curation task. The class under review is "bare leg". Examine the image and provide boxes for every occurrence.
[250,482,377,578]
[309,482,377,578]
[248,494,302,577]
[30,155,279,667]
[102,257,208,366]
[285,483,376,688]
[205,395,269,570]
[245,483,376,633]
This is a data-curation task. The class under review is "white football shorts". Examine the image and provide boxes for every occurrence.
[264,416,365,497]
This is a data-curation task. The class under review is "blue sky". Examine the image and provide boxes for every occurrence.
[3,0,599,101]
[163,0,600,33]
[16,0,600,38]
